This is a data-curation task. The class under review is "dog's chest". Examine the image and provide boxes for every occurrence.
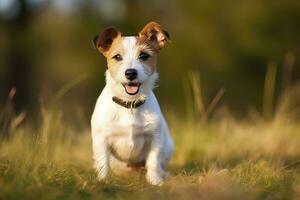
[106,110,159,162]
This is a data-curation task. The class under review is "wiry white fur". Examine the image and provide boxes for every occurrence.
[91,37,174,186]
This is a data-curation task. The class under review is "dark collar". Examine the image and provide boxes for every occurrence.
[112,96,146,109]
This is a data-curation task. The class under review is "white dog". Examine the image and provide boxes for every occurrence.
[91,22,174,186]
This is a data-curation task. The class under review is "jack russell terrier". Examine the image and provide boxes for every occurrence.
[91,22,174,186]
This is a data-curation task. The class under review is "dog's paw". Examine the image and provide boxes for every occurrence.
[146,170,165,186]
[94,163,109,182]
[96,171,108,182]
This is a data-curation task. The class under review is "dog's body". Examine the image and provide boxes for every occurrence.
[91,22,173,186]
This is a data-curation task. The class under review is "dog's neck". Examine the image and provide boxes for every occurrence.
[112,96,146,109]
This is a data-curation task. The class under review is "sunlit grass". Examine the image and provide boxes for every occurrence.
[1,75,300,199]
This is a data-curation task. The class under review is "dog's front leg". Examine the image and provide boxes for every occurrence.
[146,133,165,186]
[92,133,110,181]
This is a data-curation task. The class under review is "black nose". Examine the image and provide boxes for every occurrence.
[125,68,138,81]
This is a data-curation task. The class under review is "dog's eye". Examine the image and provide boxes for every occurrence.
[112,54,122,61]
[138,52,150,61]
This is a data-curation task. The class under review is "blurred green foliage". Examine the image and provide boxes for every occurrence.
[0,0,299,117]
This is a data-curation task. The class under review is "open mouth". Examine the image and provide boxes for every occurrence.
[123,82,141,95]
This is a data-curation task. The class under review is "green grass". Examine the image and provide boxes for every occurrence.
[1,78,300,199]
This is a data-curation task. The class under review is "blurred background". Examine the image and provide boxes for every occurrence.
[0,0,299,122]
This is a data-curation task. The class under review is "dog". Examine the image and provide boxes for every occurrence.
[91,22,174,186]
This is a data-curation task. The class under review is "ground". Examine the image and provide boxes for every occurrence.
[0,103,300,200]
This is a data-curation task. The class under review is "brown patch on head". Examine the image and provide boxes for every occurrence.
[104,35,125,76]
[135,41,157,73]
[93,27,125,77]
[93,27,122,56]
[138,21,170,51]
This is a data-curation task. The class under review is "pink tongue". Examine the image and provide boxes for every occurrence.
[125,85,139,94]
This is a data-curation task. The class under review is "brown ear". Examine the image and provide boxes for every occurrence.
[92,27,121,54]
[138,22,170,50]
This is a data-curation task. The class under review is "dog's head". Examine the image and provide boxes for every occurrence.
[93,22,170,100]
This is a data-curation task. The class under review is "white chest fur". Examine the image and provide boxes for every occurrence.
[108,111,160,163]
[91,87,161,164]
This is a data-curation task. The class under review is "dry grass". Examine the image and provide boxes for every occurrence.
[1,74,300,199]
